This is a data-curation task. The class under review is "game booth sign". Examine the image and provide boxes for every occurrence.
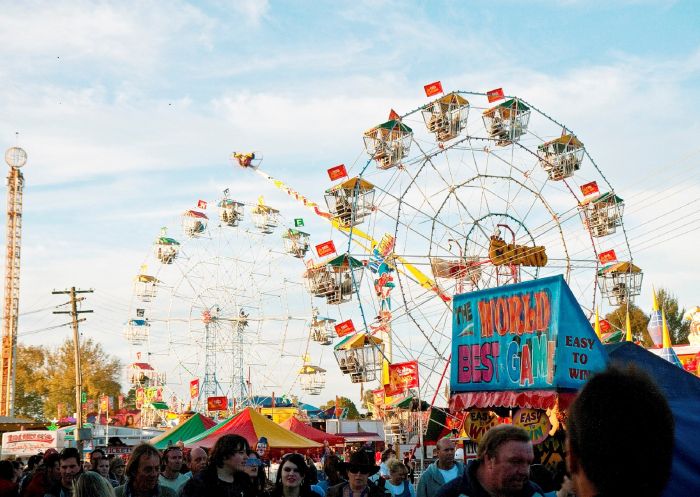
[447,275,607,469]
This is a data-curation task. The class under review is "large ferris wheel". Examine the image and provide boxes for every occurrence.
[238,89,642,408]
[124,192,336,414]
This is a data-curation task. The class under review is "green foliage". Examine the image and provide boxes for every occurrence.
[656,288,690,345]
[605,304,653,347]
[15,338,122,420]
[320,396,360,419]
[15,345,49,420]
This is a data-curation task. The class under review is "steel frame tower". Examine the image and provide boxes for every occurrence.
[1,146,26,416]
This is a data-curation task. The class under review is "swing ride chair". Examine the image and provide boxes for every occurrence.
[231,151,260,170]
[299,364,327,395]
[324,177,375,228]
[581,192,624,238]
[154,235,180,264]
[334,334,384,384]
[218,199,245,227]
[134,274,159,302]
[421,92,470,142]
[482,98,531,146]
[363,120,413,170]
[597,261,643,306]
[537,134,585,181]
[251,204,280,234]
[324,254,365,305]
[309,310,336,346]
[282,229,311,258]
[124,319,150,345]
[182,210,208,238]
[430,255,483,291]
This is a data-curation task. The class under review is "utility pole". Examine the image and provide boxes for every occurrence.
[53,287,93,453]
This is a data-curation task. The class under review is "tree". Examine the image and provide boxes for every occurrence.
[15,345,49,420]
[42,338,122,418]
[605,304,652,347]
[656,288,690,345]
[320,396,360,419]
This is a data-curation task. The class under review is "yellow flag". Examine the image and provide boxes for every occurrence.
[625,311,633,342]
[594,308,602,339]
[662,309,672,349]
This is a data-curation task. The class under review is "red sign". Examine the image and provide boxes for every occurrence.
[388,109,400,120]
[190,379,200,399]
[385,360,419,397]
[334,319,356,337]
[315,240,337,258]
[117,395,124,410]
[424,81,444,97]
[598,249,617,265]
[486,87,505,103]
[580,181,599,198]
[600,319,612,333]
[327,164,348,181]
[207,396,228,411]
[197,199,207,209]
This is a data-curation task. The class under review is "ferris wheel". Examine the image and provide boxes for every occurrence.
[124,192,335,412]
[239,89,640,408]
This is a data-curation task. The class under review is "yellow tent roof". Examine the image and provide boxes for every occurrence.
[328,176,374,192]
[438,93,469,106]
[335,332,383,350]
[601,261,642,274]
[136,274,159,283]
[541,134,583,149]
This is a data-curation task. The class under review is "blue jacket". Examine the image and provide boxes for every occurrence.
[435,460,545,497]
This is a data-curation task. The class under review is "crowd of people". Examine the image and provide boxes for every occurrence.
[0,366,675,497]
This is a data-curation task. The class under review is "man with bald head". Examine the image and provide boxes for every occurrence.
[417,438,464,497]
[187,447,208,477]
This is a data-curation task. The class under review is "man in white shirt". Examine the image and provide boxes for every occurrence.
[417,439,464,497]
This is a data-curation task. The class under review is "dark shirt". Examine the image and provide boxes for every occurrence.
[180,468,252,497]
[435,460,544,497]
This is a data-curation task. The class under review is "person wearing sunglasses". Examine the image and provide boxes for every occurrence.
[327,450,388,497]
[244,449,270,494]
[267,453,322,497]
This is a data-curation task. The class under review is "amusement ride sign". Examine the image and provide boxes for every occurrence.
[450,275,607,395]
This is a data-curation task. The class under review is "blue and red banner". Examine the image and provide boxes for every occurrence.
[450,275,607,394]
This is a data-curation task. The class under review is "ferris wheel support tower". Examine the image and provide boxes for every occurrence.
[1,146,27,417]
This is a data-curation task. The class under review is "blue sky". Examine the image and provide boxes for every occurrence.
[1,0,699,409]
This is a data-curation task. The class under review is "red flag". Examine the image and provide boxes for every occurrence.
[385,360,419,396]
[207,396,227,411]
[197,199,207,209]
[424,81,443,97]
[190,379,200,399]
[388,109,400,120]
[315,240,337,258]
[486,88,505,103]
[327,164,348,181]
[580,181,599,198]
[598,249,617,265]
[334,319,355,337]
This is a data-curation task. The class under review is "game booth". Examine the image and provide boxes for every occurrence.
[444,275,700,497]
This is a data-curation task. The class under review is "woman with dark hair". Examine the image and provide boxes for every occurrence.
[109,457,126,487]
[316,454,345,494]
[266,453,322,497]
[0,460,19,497]
[180,434,253,497]
[244,449,269,495]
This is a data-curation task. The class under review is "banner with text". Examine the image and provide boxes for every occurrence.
[450,275,607,393]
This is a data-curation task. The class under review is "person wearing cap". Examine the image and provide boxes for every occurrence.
[326,450,389,497]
